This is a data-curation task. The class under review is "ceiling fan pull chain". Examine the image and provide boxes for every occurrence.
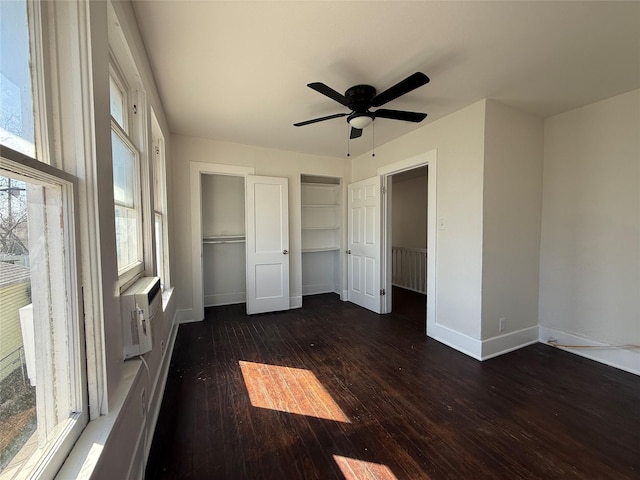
[372,121,376,157]
[347,124,351,157]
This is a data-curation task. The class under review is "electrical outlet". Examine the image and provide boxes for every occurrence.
[499,317,506,332]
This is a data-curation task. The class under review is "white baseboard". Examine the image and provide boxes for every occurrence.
[341,290,349,301]
[204,292,245,307]
[290,295,302,309]
[176,308,196,324]
[427,323,482,360]
[428,323,540,361]
[539,327,640,376]
[481,326,539,360]
[302,283,333,296]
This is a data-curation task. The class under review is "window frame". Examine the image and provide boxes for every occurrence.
[108,60,146,289]
[0,145,87,479]
[151,110,170,290]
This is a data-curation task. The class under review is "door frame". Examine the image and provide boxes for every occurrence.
[188,162,254,323]
[377,150,437,334]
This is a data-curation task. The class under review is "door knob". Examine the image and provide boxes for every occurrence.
[283,249,288,255]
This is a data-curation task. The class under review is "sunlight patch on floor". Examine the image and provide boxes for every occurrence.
[239,360,350,423]
[333,455,399,480]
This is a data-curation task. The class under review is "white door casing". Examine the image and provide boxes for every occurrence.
[348,176,382,313]
[377,150,437,330]
[246,175,290,314]
[190,163,254,323]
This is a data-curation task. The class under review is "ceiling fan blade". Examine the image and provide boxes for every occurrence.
[293,113,348,127]
[374,109,427,122]
[307,82,350,106]
[350,127,363,139]
[370,72,430,107]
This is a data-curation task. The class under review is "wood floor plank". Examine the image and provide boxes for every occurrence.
[146,292,640,480]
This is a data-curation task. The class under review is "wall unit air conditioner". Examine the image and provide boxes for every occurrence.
[121,276,161,359]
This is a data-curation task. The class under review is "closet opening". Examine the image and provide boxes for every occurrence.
[300,174,343,303]
[201,174,247,307]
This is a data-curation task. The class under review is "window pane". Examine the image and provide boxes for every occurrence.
[111,130,141,272]
[0,171,83,477]
[0,176,33,473]
[112,131,136,207]
[109,76,125,130]
[115,205,139,270]
[0,0,35,158]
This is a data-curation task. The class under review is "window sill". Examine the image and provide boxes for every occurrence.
[161,286,174,313]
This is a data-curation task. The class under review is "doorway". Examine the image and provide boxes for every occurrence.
[378,150,437,334]
[387,166,428,328]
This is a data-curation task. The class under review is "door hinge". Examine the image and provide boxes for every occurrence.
[381,185,386,195]
[380,288,386,296]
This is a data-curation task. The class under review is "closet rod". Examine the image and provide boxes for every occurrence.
[203,235,246,245]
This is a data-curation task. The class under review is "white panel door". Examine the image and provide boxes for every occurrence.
[246,175,290,314]
[348,176,382,313]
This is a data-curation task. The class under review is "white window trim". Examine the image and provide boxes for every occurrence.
[109,57,149,289]
[39,0,109,421]
[151,121,170,290]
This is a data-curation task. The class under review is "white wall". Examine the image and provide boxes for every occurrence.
[201,174,245,237]
[171,135,350,319]
[539,89,640,372]
[391,173,428,249]
[481,101,544,342]
[352,101,486,342]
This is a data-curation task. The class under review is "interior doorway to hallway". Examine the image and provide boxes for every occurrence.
[386,166,428,330]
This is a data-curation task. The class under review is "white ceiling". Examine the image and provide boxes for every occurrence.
[131,1,640,159]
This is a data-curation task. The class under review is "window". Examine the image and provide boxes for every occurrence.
[0,155,86,478]
[109,64,144,285]
[1,3,87,477]
[0,1,35,159]
[151,111,169,290]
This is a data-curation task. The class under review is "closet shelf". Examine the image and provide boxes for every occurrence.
[301,204,340,208]
[203,235,246,244]
[301,182,340,187]
[302,247,340,253]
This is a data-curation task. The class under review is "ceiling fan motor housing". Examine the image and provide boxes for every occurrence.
[345,85,377,112]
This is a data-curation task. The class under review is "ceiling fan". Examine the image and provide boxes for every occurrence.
[294,72,430,139]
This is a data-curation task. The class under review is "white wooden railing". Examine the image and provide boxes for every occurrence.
[392,246,427,294]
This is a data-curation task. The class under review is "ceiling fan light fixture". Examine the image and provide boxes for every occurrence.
[348,113,374,130]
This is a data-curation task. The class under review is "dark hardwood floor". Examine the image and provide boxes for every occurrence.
[146,292,640,480]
